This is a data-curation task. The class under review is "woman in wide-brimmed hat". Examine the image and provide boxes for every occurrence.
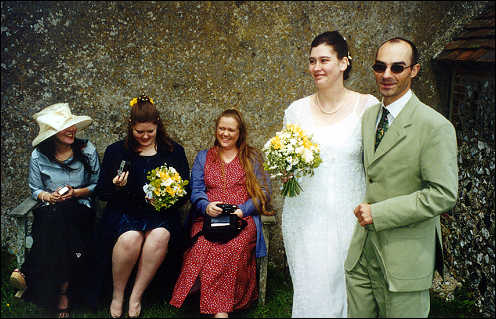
[10,102,100,318]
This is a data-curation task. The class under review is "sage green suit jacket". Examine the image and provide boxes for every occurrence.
[344,92,458,292]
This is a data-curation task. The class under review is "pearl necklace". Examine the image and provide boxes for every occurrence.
[314,93,345,115]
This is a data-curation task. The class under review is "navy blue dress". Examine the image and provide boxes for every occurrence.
[91,140,190,308]
[116,152,180,236]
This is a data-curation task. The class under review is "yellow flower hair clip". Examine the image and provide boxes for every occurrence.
[130,97,138,107]
[130,95,154,107]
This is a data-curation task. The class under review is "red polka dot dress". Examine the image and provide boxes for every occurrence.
[170,148,258,314]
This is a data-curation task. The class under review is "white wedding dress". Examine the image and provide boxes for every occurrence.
[282,94,379,318]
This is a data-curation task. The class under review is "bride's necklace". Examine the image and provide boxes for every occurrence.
[315,93,345,115]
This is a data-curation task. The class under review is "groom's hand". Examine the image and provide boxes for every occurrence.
[354,203,373,227]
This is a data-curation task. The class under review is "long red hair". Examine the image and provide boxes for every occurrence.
[214,109,273,216]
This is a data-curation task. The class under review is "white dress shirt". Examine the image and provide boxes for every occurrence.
[376,89,413,128]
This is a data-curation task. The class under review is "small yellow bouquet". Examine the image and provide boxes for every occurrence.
[263,124,322,197]
[143,165,189,211]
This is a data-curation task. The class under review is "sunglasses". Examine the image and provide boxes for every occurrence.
[372,62,414,74]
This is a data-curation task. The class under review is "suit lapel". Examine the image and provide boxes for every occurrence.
[363,103,380,168]
[369,94,419,166]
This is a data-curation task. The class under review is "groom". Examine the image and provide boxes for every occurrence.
[344,37,458,317]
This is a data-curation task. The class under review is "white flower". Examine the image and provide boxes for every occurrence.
[264,140,271,149]
[161,178,173,187]
[143,184,153,199]
[303,148,314,164]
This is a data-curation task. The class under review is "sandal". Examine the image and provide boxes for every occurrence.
[128,301,141,318]
[10,269,27,298]
[57,288,71,318]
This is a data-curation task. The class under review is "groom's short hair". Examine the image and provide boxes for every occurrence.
[376,37,419,66]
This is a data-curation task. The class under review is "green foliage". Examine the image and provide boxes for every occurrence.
[429,286,479,318]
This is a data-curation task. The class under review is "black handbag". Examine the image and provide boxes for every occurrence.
[187,204,247,247]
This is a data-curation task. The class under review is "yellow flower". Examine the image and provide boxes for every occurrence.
[149,97,154,104]
[130,97,138,107]
[159,170,169,180]
[303,137,312,149]
[173,173,181,182]
[154,188,160,195]
[286,124,304,137]
[271,136,282,149]
[166,186,175,196]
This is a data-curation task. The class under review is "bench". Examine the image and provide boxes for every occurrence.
[7,197,277,305]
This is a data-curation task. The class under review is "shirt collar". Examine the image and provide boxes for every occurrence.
[381,89,412,119]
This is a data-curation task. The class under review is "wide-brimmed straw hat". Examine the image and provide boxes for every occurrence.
[32,103,93,147]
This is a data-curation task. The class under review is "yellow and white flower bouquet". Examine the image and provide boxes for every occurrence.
[263,124,322,197]
[143,165,189,211]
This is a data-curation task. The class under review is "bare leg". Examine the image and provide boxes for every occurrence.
[128,228,170,318]
[110,231,144,318]
[57,281,70,318]
[214,312,229,318]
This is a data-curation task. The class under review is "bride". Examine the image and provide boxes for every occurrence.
[282,31,379,318]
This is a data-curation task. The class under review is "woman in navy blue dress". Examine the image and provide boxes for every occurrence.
[95,95,190,318]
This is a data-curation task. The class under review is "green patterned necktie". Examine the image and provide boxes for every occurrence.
[375,107,390,150]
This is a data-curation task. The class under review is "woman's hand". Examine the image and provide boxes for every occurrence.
[60,185,75,200]
[41,189,63,204]
[112,171,129,188]
[145,196,156,206]
[281,171,294,184]
[231,208,243,218]
[206,201,223,217]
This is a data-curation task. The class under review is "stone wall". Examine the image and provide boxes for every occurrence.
[442,71,495,317]
[1,1,491,274]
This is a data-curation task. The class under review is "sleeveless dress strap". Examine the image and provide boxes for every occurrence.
[352,94,361,116]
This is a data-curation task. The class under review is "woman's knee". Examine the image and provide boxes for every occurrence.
[146,228,170,248]
[116,231,144,252]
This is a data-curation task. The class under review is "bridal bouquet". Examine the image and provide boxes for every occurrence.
[143,165,189,211]
[263,124,322,197]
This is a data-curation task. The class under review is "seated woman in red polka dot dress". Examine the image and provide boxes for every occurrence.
[170,109,272,318]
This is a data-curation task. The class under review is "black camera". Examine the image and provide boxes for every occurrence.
[217,203,238,215]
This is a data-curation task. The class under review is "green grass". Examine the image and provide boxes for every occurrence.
[0,248,291,318]
[0,248,478,318]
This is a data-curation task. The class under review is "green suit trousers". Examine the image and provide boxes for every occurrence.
[345,232,430,318]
